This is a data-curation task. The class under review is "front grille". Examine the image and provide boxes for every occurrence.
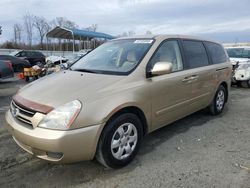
[10,100,35,128]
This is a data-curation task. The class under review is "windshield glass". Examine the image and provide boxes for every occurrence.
[71,39,153,75]
[226,48,250,58]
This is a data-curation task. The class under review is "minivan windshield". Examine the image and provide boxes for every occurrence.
[226,48,250,58]
[70,39,153,75]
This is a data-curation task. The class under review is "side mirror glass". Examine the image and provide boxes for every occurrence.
[150,61,173,76]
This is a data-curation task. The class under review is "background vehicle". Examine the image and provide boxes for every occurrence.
[0,60,14,79]
[10,50,46,66]
[232,62,250,87]
[226,47,250,87]
[65,50,91,66]
[45,55,68,65]
[226,47,250,65]
[0,55,31,72]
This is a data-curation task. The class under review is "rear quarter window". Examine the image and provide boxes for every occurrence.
[204,42,228,64]
[182,40,209,69]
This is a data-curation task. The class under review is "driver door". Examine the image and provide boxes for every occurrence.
[148,40,194,131]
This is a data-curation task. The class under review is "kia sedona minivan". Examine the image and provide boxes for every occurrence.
[5,35,231,168]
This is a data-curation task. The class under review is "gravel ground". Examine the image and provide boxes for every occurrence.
[0,78,249,188]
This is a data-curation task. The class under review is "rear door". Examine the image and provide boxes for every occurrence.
[204,41,231,93]
[180,40,215,110]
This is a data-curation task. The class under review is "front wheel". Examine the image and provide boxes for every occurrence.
[96,113,143,168]
[209,85,226,115]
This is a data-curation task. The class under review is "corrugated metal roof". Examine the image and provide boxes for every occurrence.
[46,26,115,40]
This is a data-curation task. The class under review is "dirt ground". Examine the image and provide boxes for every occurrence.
[0,78,249,188]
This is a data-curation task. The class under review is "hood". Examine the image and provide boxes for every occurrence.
[18,70,124,108]
[230,57,250,65]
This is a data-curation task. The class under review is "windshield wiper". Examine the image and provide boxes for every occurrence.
[72,68,97,73]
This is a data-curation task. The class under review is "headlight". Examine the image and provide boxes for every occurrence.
[38,100,81,130]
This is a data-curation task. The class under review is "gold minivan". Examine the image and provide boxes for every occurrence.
[5,35,231,168]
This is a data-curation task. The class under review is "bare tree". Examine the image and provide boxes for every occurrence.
[13,24,22,47]
[33,16,50,49]
[0,26,2,35]
[23,13,34,48]
[146,30,152,35]
[52,17,78,29]
[86,24,98,32]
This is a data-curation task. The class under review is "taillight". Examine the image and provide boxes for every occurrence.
[5,60,13,69]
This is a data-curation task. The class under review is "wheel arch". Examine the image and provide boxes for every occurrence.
[104,106,149,136]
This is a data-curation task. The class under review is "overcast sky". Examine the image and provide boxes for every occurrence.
[0,0,250,43]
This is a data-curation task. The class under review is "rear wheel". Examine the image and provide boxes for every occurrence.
[209,85,226,115]
[96,113,143,169]
[240,80,250,88]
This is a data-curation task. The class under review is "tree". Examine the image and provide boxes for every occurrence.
[13,24,22,47]
[23,13,34,47]
[0,26,2,35]
[33,16,50,49]
[52,17,78,29]
[86,24,98,32]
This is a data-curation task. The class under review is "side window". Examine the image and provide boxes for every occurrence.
[182,40,209,68]
[15,52,21,57]
[20,51,27,57]
[148,40,183,72]
[204,42,227,64]
[26,52,33,57]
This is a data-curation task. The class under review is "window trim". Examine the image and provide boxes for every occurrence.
[180,39,211,70]
[203,41,228,64]
[146,38,185,78]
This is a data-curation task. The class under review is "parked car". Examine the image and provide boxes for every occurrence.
[46,50,91,66]
[0,55,31,72]
[226,47,250,65]
[232,62,250,87]
[65,51,90,66]
[0,60,14,80]
[10,50,46,66]
[45,55,68,65]
[5,35,231,168]
[226,47,250,87]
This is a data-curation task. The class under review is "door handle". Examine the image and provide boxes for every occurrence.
[182,75,199,82]
[182,77,192,82]
[190,75,199,80]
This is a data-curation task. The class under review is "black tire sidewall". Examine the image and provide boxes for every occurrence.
[99,113,143,168]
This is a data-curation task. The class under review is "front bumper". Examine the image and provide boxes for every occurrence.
[5,110,104,163]
[234,69,250,81]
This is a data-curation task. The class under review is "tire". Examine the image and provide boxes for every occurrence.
[236,81,241,87]
[240,80,250,88]
[96,113,143,169]
[209,85,226,115]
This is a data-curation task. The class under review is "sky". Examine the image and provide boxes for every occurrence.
[0,0,250,43]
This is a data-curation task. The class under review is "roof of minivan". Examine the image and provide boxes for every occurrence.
[114,34,216,41]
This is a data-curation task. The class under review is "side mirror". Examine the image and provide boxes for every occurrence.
[149,62,173,76]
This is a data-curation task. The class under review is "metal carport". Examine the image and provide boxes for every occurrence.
[46,26,115,52]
